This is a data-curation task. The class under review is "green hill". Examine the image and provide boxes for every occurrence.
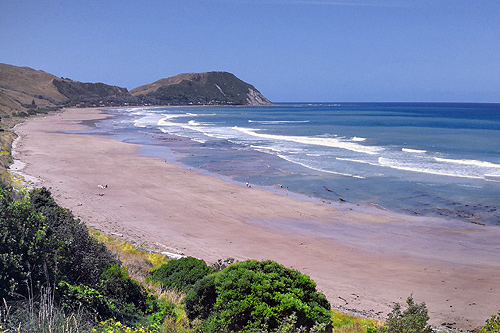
[0,63,135,114]
[0,63,65,115]
[0,64,273,116]
[131,71,272,106]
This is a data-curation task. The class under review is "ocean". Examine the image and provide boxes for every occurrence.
[90,103,500,225]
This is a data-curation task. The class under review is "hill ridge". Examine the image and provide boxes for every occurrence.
[0,64,272,115]
[131,71,272,106]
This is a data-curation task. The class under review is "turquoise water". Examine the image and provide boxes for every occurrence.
[96,103,500,225]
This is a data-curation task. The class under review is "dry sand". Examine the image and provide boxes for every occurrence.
[13,108,500,330]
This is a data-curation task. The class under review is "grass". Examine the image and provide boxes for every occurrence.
[88,230,193,331]
[331,309,384,333]
[89,230,170,284]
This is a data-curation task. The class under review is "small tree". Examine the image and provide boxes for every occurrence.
[382,295,432,333]
[149,257,213,293]
[184,260,331,332]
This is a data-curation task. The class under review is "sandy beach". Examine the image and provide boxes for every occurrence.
[12,108,500,330]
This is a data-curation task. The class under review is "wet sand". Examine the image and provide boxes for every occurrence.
[13,108,500,330]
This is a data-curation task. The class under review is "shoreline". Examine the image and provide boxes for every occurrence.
[12,107,500,330]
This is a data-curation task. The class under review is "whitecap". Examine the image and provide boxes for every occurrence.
[336,157,376,165]
[188,120,201,126]
[434,157,500,168]
[378,157,483,179]
[248,120,310,125]
[232,127,382,155]
[402,148,427,154]
[277,154,365,179]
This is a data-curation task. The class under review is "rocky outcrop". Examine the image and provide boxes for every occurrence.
[246,87,272,106]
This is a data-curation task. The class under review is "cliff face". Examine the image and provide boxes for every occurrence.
[131,72,272,106]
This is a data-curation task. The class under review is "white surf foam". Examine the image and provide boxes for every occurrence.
[277,154,365,179]
[233,127,382,155]
[378,157,484,179]
[157,114,193,126]
[248,120,310,124]
[134,113,164,128]
[434,157,500,168]
[402,148,427,154]
[336,157,376,165]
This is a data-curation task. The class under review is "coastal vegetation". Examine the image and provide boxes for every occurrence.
[184,260,331,332]
[149,257,213,293]
[0,185,173,331]
[1,182,500,332]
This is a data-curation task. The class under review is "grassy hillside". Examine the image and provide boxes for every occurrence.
[0,63,65,115]
[0,63,137,114]
[52,79,137,107]
[132,71,272,106]
[0,64,273,113]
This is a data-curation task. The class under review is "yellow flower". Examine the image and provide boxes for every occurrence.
[115,321,121,327]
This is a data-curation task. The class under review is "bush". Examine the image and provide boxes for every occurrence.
[381,296,432,333]
[184,260,331,332]
[475,311,500,333]
[29,187,119,289]
[149,257,212,292]
[99,264,148,313]
[0,186,57,300]
[0,185,162,327]
[184,274,217,320]
[57,280,115,318]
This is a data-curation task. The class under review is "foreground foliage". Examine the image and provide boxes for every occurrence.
[150,257,213,293]
[5,182,496,332]
[380,296,432,333]
[475,311,500,333]
[0,185,172,331]
[184,260,331,332]
[331,309,383,333]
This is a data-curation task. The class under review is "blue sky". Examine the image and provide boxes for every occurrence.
[1,0,499,102]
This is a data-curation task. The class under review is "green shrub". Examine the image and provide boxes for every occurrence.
[149,257,212,292]
[99,264,148,313]
[57,280,115,318]
[184,273,217,320]
[475,311,500,333]
[0,186,57,300]
[29,187,119,289]
[0,185,160,326]
[381,296,432,333]
[145,296,176,325]
[184,260,331,332]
